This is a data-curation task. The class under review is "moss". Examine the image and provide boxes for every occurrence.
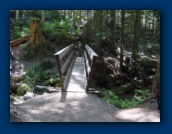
[17,84,32,96]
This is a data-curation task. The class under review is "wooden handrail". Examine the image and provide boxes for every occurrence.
[54,44,76,91]
[84,45,98,91]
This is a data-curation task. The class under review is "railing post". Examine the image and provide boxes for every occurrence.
[86,56,97,91]
[55,55,64,91]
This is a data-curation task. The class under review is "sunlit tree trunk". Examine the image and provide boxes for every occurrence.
[152,10,155,35]
[120,10,125,71]
[10,46,15,60]
[41,10,45,22]
[144,10,148,28]
[80,10,82,23]
[68,10,71,19]
[60,10,63,21]
[16,10,19,20]
[64,10,66,20]
[30,18,46,49]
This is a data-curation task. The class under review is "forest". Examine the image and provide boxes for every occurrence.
[10,10,160,122]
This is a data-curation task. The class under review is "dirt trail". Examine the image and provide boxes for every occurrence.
[10,46,160,122]
[10,92,160,122]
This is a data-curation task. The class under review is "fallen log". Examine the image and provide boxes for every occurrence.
[10,35,30,48]
[10,72,26,82]
[10,82,61,94]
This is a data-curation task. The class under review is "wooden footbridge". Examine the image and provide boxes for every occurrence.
[54,44,98,92]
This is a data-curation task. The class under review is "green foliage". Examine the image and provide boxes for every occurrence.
[100,89,150,109]
[22,63,60,92]
[10,18,30,40]
[43,20,79,40]
[21,41,55,59]
[134,89,150,100]
[17,84,31,96]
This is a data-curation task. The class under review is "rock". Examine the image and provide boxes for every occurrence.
[23,92,34,100]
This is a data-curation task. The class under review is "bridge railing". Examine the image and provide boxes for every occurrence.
[84,45,98,91]
[54,44,76,91]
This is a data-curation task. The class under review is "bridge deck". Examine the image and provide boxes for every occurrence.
[67,56,86,92]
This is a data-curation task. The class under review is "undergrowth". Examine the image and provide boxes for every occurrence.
[17,62,60,95]
[100,89,150,109]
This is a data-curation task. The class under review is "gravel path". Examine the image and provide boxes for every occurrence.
[10,92,160,122]
[10,46,160,122]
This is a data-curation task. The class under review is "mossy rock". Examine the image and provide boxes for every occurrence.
[17,84,31,96]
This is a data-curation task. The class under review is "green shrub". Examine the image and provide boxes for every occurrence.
[17,84,32,96]
[100,89,150,109]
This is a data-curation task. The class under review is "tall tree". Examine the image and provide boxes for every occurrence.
[68,10,71,19]
[94,10,103,56]
[120,10,125,71]
[16,10,19,20]
[132,10,141,60]
[60,10,63,21]
[41,10,45,22]
[109,10,116,54]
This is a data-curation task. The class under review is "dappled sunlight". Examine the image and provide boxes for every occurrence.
[115,107,160,122]
[67,56,86,92]
[10,10,160,122]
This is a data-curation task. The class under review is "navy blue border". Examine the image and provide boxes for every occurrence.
[1,0,172,133]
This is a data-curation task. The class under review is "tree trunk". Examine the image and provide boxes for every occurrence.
[132,10,141,61]
[10,83,61,94]
[16,10,19,20]
[120,10,125,71]
[151,59,160,98]
[144,10,147,28]
[80,10,82,23]
[94,10,103,57]
[41,10,45,22]
[30,18,46,49]
[156,10,160,44]
[152,10,155,35]
[10,46,15,60]
[68,10,71,19]
[10,35,30,47]
[109,10,116,54]
[64,10,66,20]
[60,10,63,21]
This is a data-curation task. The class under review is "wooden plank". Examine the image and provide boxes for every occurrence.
[85,45,98,91]
[85,45,98,63]
[84,51,90,78]
[61,51,75,74]
[63,54,76,90]
[55,55,64,91]
[54,44,74,60]
[86,56,97,91]
[83,51,88,78]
